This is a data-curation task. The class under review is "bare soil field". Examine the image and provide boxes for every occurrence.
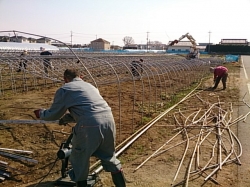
[0,61,244,187]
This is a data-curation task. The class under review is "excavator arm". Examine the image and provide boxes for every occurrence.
[169,33,198,59]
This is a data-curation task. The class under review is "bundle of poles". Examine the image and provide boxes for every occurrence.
[134,94,243,186]
[0,160,11,181]
[0,148,37,182]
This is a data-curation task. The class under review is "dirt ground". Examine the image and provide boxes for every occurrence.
[0,61,244,187]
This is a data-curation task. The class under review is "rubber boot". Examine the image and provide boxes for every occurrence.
[222,81,226,90]
[76,180,87,187]
[212,77,220,90]
[111,170,126,187]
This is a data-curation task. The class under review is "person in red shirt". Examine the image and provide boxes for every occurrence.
[210,66,228,90]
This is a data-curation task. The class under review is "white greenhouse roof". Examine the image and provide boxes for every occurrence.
[0,42,59,51]
[221,39,248,44]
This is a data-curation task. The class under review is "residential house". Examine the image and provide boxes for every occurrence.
[198,43,213,53]
[111,45,122,50]
[28,37,37,43]
[123,44,138,50]
[90,38,110,51]
[36,37,51,45]
[0,36,10,42]
[10,36,29,43]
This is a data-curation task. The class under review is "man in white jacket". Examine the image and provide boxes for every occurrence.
[34,69,126,187]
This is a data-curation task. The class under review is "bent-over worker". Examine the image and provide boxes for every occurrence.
[210,66,228,90]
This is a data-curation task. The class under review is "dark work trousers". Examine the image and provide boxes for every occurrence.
[17,60,27,72]
[43,60,52,74]
[68,114,122,182]
[131,62,142,77]
[131,67,139,77]
[213,72,228,89]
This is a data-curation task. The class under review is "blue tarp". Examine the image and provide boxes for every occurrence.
[225,55,239,62]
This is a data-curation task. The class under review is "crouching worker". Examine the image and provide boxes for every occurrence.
[210,66,228,90]
[34,69,126,187]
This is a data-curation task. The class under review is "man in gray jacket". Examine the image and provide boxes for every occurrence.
[34,69,126,187]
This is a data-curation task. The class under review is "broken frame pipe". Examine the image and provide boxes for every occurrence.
[0,120,59,124]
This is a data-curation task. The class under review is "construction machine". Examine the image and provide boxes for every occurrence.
[169,33,198,60]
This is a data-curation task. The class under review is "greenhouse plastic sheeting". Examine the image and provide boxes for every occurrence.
[0,42,59,51]
[225,55,239,62]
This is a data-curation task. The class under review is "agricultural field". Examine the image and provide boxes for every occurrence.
[0,53,244,187]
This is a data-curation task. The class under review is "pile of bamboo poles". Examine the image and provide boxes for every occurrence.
[134,94,243,186]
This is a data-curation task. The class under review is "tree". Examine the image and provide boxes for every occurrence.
[123,36,134,46]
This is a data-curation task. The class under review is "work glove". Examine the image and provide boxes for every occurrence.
[34,109,42,118]
[59,113,75,126]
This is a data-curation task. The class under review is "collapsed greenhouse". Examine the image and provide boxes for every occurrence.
[0,49,223,142]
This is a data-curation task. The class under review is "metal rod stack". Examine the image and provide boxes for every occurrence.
[0,161,11,182]
[0,148,37,164]
[0,147,37,182]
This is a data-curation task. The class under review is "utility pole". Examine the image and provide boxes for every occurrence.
[71,31,73,47]
[146,32,149,52]
[208,31,211,54]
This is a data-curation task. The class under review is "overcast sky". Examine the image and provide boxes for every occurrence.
[1,0,250,46]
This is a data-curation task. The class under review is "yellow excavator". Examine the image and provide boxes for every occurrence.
[170,33,198,60]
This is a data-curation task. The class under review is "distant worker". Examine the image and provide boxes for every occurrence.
[40,47,53,75]
[131,58,143,79]
[17,50,28,72]
[187,48,198,59]
[187,52,196,59]
[210,66,228,90]
[197,50,200,59]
